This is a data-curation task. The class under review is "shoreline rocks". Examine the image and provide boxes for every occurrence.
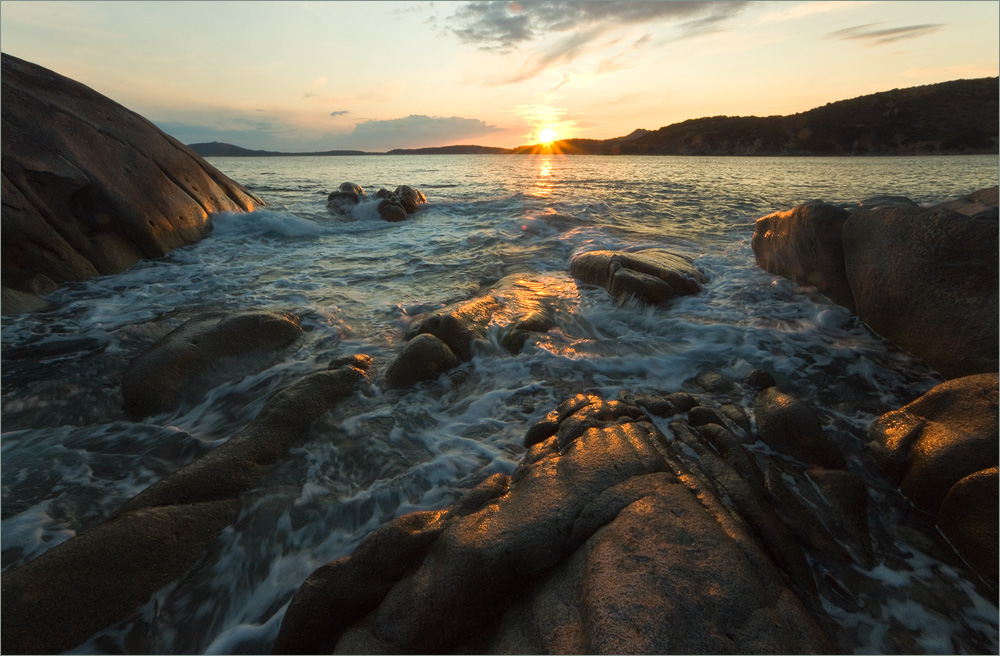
[1,54,264,315]
[751,186,998,379]
[326,182,427,222]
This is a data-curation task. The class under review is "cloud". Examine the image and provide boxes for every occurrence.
[329,110,350,117]
[828,23,944,45]
[757,1,864,24]
[450,1,750,51]
[450,1,750,84]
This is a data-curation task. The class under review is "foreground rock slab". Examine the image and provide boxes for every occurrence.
[570,249,706,305]
[1,53,264,313]
[275,389,837,654]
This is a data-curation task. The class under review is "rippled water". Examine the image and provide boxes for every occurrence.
[2,154,997,653]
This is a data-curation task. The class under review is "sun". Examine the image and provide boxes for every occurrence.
[538,127,557,144]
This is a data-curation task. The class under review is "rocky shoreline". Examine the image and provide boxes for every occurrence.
[1,55,998,654]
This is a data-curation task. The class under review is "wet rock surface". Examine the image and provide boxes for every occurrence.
[0,53,264,314]
[570,249,707,305]
[868,372,999,584]
[1,360,370,655]
[276,370,996,654]
[326,182,427,221]
[120,310,304,416]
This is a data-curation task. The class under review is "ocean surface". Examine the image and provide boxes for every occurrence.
[2,154,998,654]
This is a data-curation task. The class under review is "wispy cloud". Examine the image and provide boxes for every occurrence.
[758,1,864,24]
[828,22,944,45]
[451,1,750,50]
[449,1,751,83]
[336,114,506,150]
[329,110,350,117]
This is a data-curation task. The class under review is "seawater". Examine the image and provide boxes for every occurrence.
[1,154,997,654]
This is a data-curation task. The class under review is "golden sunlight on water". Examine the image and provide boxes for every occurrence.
[532,157,555,197]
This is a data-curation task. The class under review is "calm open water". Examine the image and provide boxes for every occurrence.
[2,154,998,653]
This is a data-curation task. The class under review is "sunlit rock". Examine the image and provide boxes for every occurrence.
[0,54,264,314]
[570,249,706,306]
[394,184,427,213]
[842,201,998,378]
[121,310,304,416]
[867,373,998,584]
[751,201,855,310]
[275,391,836,654]
[326,181,366,214]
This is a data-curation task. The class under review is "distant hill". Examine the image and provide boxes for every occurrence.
[188,142,371,157]
[387,145,513,155]
[190,78,998,157]
[518,78,997,156]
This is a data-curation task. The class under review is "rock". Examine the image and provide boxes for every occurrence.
[753,387,847,470]
[120,311,304,416]
[751,201,854,310]
[937,466,998,583]
[383,333,461,389]
[1,361,368,655]
[339,182,365,196]
[867,373,998,516]
[570,249,706,305]
[394,185,427,213]
[743,368,777,390]
[1,285,50,316]
[275,393,835,654]
[868,373,998,585]
[842,203,998,378]
[933,185,999,217]
[858,195,917,209]
[326,191,361,214]
[0,54,263,307]
[377,199,407,222]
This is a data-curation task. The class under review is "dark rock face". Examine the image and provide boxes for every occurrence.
[275,389,838,655]
[1,361,370,655]
[751,187,999,379]
[751,201,854,310]
[570,249,706,305]
[120,311,304,416]
[754,387,847,470]
[0,54,264,313]
[868,373,999,584]
[842,204,998,379]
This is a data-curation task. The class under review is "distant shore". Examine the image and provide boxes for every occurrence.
[190,76,998,159]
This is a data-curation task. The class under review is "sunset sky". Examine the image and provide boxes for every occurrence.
[2,1,997,152]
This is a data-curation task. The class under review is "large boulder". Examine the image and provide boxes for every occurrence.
[570,249,706,305]
[274,392,835,654]
[0,54,264,313]
[1,360,370,655]
[751,201,854,310]
[842,204,998,379]
[868,373,999,584]
[120,311,304,416]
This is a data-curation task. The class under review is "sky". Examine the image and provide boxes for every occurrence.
[1,1,997,152]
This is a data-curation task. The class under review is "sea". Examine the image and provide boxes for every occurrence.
[1,154,998,654]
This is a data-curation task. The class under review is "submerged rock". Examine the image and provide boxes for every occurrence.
[120,311,304,416]
[868,373,999,584]
[570,249,706,305]
[387,275,569,388]
[0,53,264,313]
[1,360,370,655]
[384,333,460,389]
